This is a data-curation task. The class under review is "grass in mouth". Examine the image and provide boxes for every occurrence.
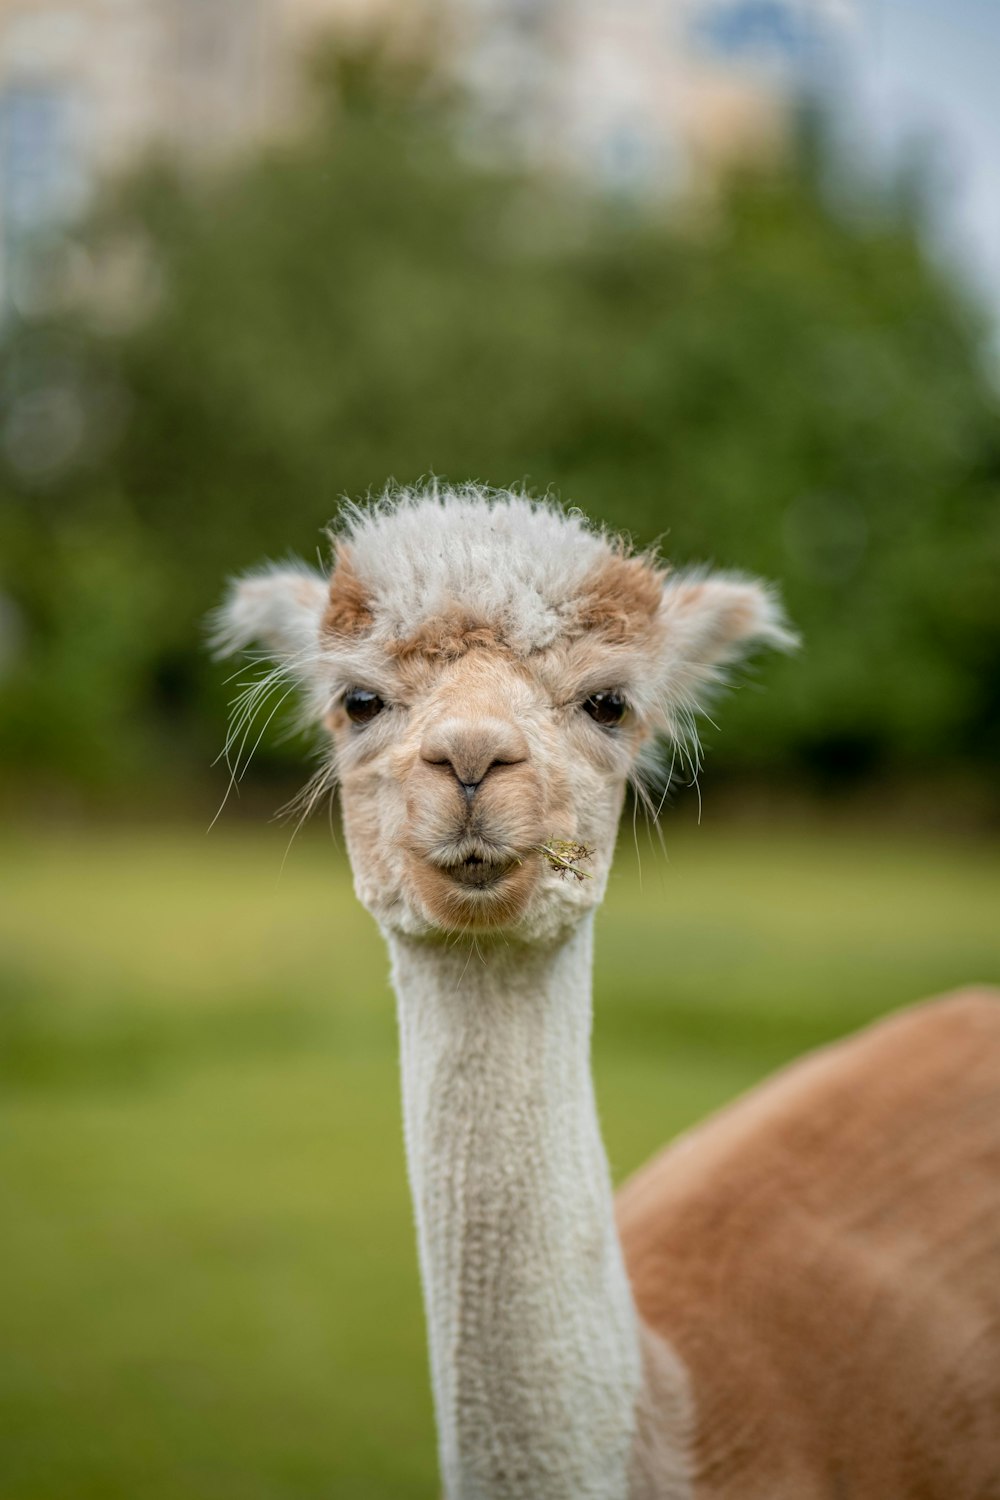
[533,840,594,880]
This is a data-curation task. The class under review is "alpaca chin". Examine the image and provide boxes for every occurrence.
[405,847,541,934]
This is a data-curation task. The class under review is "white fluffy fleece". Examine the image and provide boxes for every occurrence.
[337,484,617,653]
[390,918,676,1500]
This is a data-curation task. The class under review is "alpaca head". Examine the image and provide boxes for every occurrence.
[215,486,794,942]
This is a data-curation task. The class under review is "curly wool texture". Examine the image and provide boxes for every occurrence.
[334,486,617,655]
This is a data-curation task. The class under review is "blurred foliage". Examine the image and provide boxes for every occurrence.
[1,45,999,798]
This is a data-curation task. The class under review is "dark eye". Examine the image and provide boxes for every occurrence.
[581,690,629,728]
[344,688,385,726]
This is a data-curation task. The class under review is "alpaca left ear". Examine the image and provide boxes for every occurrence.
[659,571,797,704]
[209,562,328,674]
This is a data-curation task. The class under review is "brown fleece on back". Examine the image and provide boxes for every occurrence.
[617,990,1000,1500]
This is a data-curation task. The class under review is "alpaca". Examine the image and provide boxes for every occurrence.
[215,485,1000,1500]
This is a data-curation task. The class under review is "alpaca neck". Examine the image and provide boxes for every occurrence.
[389,917,642,1500]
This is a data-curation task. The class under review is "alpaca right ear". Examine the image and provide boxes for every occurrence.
[655,570,798,718]
[209,563,328,672]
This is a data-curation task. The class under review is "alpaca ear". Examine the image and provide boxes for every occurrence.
[210,563,328,672]
[659,571,797,705]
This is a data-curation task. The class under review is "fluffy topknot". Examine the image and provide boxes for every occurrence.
[331,484,626,655]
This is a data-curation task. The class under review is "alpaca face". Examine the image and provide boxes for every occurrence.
[325,635,649,940]
[215,489,794,941]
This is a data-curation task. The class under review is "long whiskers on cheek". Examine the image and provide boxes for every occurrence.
[210,643,332,834]
[278,754,339,831]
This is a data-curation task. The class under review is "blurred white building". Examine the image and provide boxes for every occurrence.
[0,0,410,309]
[460,0,855,191]
[0,0,855,309]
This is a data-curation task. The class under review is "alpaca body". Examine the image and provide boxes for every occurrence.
[621,988,1000,1499]
[216,486,1000,1500]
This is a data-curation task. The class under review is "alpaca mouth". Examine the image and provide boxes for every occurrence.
[444,852,518,890]
[428,840,519,891]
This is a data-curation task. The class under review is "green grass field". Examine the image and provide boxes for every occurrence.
[1,821,998,1498]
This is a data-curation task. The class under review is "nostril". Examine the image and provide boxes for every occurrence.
[420,720,529,790]
[422,756,524,801]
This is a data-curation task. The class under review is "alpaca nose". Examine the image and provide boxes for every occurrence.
[421,717,528,801]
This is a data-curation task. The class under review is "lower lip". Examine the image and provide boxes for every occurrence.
[444,858,515,891]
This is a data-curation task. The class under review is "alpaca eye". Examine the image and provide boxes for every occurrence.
[344,688,385,726]
[582,690,628,727]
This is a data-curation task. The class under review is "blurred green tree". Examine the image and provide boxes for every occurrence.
[1,46,998,800]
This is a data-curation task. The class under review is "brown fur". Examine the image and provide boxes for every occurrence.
[576,554,666,644]
[616,989,1000,1499]
[388,614,508,662]
[628,1327,697,1499]
[323,546,374,637]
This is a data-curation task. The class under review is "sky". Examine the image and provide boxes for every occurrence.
[847,0,1000,328]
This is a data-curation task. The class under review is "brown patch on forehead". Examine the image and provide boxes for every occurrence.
[388,612,508,663]
[576,554,665,644]
[323,545,374,638]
